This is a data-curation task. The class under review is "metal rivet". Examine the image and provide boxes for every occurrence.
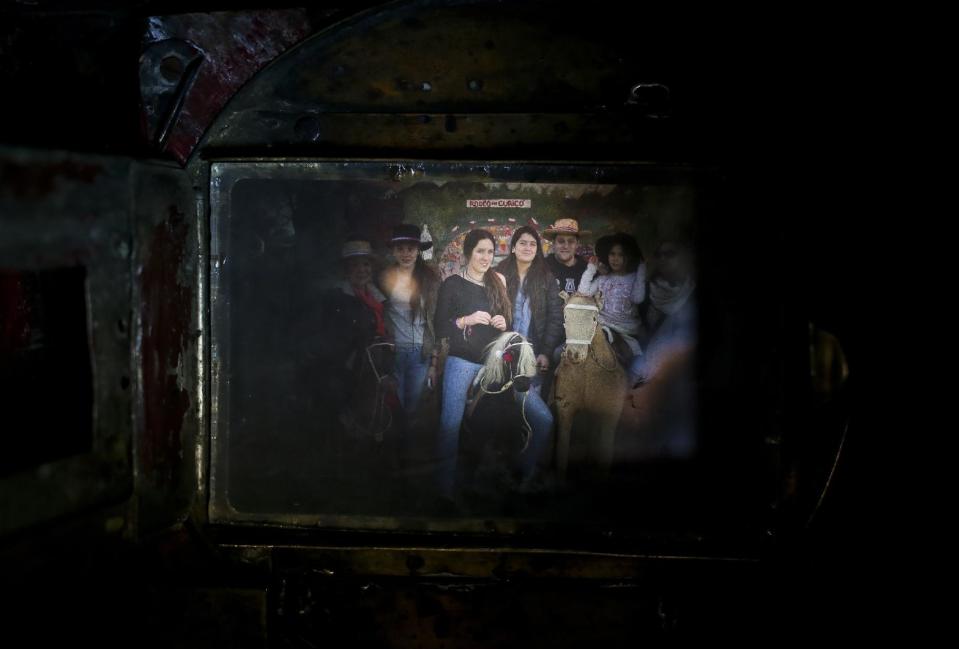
[159,55,183,82]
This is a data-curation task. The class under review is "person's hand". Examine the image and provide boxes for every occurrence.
[466,310,491,326]
[490,314,507,331]
[427,365,438,390]
[588,255,598,266]
[536,354,550,373]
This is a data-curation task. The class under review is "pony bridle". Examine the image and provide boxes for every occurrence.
[366,341,395,383]
[363,341,395,442]
[564,303,599,348]
[480,336,535,394]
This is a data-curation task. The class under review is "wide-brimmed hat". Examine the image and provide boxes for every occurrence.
[388,223,432,251]
[542,218,591,239]
[340,239,376,259]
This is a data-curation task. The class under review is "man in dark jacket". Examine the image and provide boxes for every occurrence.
[543,218,591,294]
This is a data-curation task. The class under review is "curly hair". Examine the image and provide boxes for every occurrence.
[595,232,644,274]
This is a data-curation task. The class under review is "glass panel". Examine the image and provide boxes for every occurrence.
[211,162,722,535]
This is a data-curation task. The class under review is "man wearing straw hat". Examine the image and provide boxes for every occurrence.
[542,218,591,295]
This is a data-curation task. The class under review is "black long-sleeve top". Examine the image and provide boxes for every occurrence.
[434,275,507,363]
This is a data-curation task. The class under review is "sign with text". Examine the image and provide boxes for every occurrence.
[466,199,531,208]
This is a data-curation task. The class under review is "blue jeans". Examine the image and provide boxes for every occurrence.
[394,344,430,414]
[438,355,483,497]
[438,355,554,496]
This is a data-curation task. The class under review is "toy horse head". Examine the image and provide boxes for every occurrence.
[477,331,536,394]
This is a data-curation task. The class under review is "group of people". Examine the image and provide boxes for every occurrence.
[329,218,696,495]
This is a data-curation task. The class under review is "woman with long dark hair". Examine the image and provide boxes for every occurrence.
[433,229,511,496]
[494,226,561,481]
[379,223,441,416]
[497,226,564,374]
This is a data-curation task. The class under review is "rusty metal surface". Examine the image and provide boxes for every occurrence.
[258,545,754,580]
[3,518,269,648]
[141,10,315,164]
[0,148,199,538]
[264,547,767,645]
[130,161,200,534]
[0,147,134,534]
[266,4,622,111]
[196,0,681,159]
[271,578,678,645]
[201,111,679,158]
[140,38,205,149]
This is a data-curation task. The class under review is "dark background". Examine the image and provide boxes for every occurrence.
[1,0,883,644]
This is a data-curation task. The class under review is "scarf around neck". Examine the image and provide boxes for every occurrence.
[649,276,695,316]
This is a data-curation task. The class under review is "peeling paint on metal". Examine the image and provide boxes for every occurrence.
[0,160,104,200]
[139,205,192,489]
[142,11,314,163]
